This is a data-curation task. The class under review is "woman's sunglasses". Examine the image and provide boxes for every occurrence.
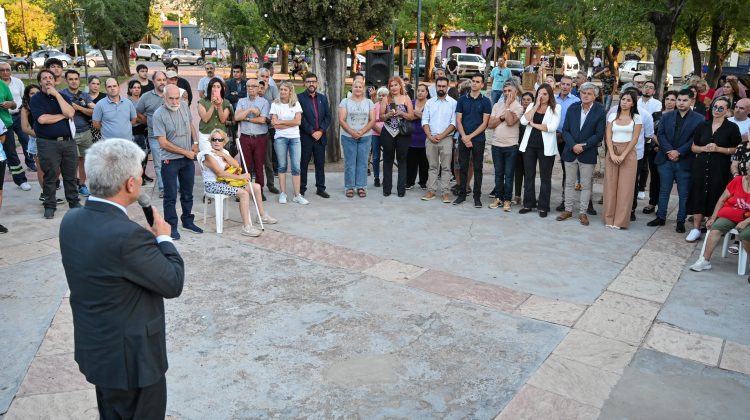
[712,105,726,112]
[210,137,224,142]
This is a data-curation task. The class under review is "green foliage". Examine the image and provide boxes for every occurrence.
[0,0,60,53]
[193,0,274,60]
[160,31,174,49]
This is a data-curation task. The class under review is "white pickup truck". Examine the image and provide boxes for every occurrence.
[134,44,165,61]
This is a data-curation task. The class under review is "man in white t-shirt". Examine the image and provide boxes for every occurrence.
[729,98,750,142]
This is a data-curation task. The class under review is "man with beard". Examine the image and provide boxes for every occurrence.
[421,76,457,203]
[152,85,202,239]
[197,62,224,100]
[297,72,331,198]
[61,69,95,196]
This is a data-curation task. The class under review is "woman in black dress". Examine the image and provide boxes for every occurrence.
[686,97,741,242]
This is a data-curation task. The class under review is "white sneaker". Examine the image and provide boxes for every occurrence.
[293,194,309,205]
[278,192,287,204]
[686,228,701,243]
[260,214,278,224]
[19,182,31,191]
[637,191,646,200]
[241,225,262,237]
[689,257,712,272]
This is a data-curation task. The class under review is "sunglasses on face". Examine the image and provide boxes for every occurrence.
[210,137,224,142]
[712,105,726,112]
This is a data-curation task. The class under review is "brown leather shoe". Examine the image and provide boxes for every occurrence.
[556,211,573,221]
[421,191,436,201]
[579,214,590,226]
[442,193,451,203]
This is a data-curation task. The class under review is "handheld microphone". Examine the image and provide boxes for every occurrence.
[137,193,155,226]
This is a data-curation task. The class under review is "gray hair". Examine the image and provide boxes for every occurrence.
[376,87,389,98]
[579,82,599,96]
[258,67,270,77]
[85,139,145,198]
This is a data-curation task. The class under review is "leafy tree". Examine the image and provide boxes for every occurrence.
[1,0,60,54]
[257,0,399,162]
[644,0,690,98]
[702,0,750,86]
[400,0,457,82]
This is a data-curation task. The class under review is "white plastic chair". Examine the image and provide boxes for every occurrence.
[203,193,229,233]
[699,228,747,275]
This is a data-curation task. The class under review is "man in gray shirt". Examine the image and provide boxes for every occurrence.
[136,71,167,194]
[92,77,136,140]
[152,84,201,240]
[234,78,272,198]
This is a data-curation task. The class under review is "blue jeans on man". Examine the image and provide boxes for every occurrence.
[161,157,195,230]
[491,145,517,201]
[491,90,502,106]
[656,160,691,222]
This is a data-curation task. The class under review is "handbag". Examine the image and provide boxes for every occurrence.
[398,117,413,136]
[216,165,249,187]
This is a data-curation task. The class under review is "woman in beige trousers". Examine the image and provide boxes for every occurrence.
[603,90,642,229]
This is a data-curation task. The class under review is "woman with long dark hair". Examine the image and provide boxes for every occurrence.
[379,76,414,197]
[685,96,741,242]
[518,83,560,217]
[197,77,232,153]
[603,90,642,229]
[407,84,430,190]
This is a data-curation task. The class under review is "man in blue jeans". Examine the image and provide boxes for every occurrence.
[152,85,202,240]
[647,89,704,233]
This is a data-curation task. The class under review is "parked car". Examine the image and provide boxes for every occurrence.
[409,56,427,77]
[505,60,524,77]
[541,55,581,81]
[134,44,165,61]
[450,53,486,77]
[0,52,30,71]
[75,49,112,68]
[265,46,279,63]
[161,48,205,66]
[28,49,73,68]
[346,53,366,72]
[619,60,674,87]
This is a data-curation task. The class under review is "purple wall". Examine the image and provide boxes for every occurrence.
[440,31,500,59]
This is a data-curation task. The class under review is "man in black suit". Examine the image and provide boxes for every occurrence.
[647,88,705,232]
[59,138,185,419]
[297,72,332,198]
[558,82,607,225]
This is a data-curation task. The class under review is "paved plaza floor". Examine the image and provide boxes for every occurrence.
[2,164,750,418]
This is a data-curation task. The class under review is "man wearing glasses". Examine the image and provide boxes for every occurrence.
[235,79,271,200]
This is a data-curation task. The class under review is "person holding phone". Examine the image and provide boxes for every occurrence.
[379,76,414,197]
[197,77,232,153]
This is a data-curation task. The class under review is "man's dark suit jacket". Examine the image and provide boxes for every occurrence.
[654,109,705,170]
[561,101,607,164]
[59,199,185,390]
[297,90,331,145]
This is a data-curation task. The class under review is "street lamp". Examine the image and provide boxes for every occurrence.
[72,8,87,80]
[414,0,422,86]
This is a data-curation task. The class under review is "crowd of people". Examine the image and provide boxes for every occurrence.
[2,57,750,274]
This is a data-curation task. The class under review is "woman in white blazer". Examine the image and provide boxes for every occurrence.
[518,83,561,217]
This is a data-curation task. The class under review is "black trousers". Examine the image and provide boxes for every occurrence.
[300,134,326,194]
[514,150,524,197]
[96,376,166,420]
[523,145,555,211]
[632,157,646,212]
[458,140,485,199]
[406,146,428,187]
[647,146,660,206]
[380,130,410,194]
[36,138,79,209]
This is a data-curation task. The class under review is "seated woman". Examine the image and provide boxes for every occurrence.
[199,129,277,237]
[690,173,750,277]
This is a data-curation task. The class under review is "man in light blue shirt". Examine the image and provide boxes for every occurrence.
[92,78,136,140]
[554,75,581,211]
[488,58,512,105]
[422,76,457,202]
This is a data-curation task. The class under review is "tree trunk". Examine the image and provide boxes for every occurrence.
[320,45,344,162]
[648,2,687,99]
[228,45,242,66]
[682,19,702,76]
[280,44,289,75]
[107,42,131,77]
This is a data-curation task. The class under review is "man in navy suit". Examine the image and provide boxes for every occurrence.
[648,89,705,232]
[60,139,184,419]
[297,72,332,198]
[558,82,606,225]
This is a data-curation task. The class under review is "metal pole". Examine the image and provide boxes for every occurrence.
[391,20,396,77]
[414,0,422,86]
[492,0,499,66]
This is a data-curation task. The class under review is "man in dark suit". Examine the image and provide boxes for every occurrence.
[648,88,705,232]
[297,72,332,198]
[59,139,185,419]
[558,82,606,225]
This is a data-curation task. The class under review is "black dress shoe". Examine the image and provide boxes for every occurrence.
[0,223,7,234]
[642,205,655,214]
[383,191,391,197]
[647,217,666,227]
[44,208,55,219]
[587,206,597,216]
[262,193,267,202]
[267,186,280,194]
[397,192,405,197]
[374,177,381,187]
[630,212,636,222]
[519,207,533,214]
[539,210,548,218]
[317,190,330,199]
[69,202,82,209]
[452,195,466,205]
[474,198,482,208]
[676,222,686,233]
[555,203,565,212]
